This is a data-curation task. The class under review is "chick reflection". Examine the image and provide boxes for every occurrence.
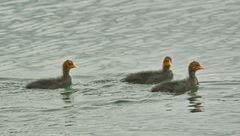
[61,88,75,103]
[188,91,204,113]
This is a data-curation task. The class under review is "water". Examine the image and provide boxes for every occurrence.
[0,0,240,135]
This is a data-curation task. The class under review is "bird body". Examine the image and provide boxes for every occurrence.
[123,56,173,84]
[26,60,76,89]
[151,61,203,93]
[26,76,72,89]
[124,70,173,84]
[151,77,198,93]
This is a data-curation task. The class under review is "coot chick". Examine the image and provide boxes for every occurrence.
[151,61,204,93]
[123,56,173,84]
[26,60,76,89]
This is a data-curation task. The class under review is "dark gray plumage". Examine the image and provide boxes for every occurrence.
[151,61,204,93]
[123,56,173,84]
[26,60,76,89]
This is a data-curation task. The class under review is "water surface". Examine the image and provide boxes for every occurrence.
[0,0,240,135]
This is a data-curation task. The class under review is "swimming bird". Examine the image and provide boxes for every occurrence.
[151,61,204,93]
[123,56,173,84]
[26,60,76,89]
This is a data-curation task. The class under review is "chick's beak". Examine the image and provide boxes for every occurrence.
[165,60,172,66]
[197,64,204,70]
[69,64,77,69]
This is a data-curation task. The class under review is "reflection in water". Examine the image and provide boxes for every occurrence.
[60,87,76,104]
[60,88,77,127]
[187,89,204,113]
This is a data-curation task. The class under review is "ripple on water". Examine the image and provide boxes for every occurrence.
[1,0,240,135]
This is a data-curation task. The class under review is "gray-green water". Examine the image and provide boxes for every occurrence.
[0,0,240,135]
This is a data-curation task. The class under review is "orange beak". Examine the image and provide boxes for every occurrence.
[69,64,77,69]
[165,60,172,66]
[196,64,204,70]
